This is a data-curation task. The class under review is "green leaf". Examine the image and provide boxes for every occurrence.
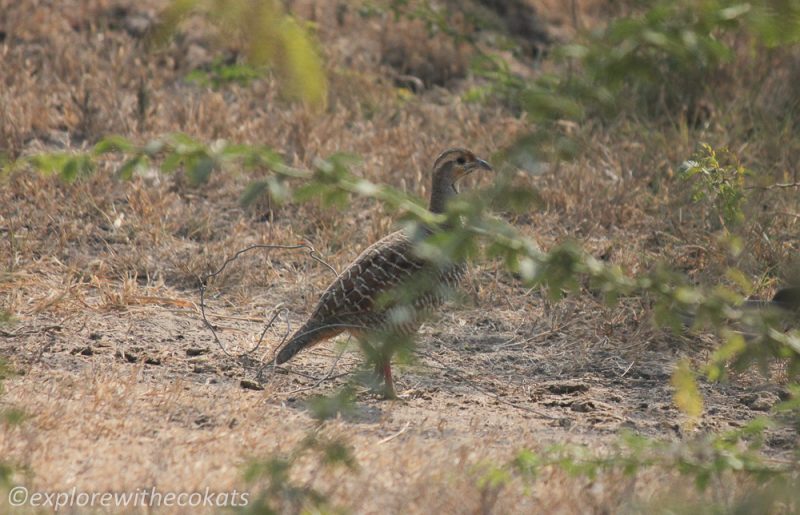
[60,156,94,183]
[674,286,703,304]
[320,439,357,470]
[672,359,703,423]
[161,152,183,174]
[244,456,291,484]
[240,179,270,207]
[513,449,541,477]
[305,388,355,422]
[169,132,203,151]
[694,469,711,491]
[117,155,148,180]
[477,465,511,490]
[143,139,166,156]
[353,179,379,196]
[186,156,216,185]
[93,135,136,155]
[293,182,330,202]
[719,4,751,21]
[2,407,26,426]
[707,332,746,381]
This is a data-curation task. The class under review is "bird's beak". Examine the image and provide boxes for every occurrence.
[462,158,492,177]
[471,158,493,172]
[453,157,493,191]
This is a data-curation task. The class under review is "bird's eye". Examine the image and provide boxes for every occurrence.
[456,156,466,165]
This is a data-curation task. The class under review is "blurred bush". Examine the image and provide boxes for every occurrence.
[151,0,327,109]
[477,0,800,124]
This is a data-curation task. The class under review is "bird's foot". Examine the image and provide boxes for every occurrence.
[381,383,398,400]
[373,361,398,400]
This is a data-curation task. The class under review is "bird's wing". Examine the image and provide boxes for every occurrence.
[312,231,425,322]
[773,286,800,312]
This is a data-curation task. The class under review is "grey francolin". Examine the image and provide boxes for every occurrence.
[276,148,492,398]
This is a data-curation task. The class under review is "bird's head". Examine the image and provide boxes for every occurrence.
[429,148,492,213]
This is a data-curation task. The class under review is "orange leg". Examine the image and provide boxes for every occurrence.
[373,358,397,399]
[382,361,397,399]
[359,336,397,399]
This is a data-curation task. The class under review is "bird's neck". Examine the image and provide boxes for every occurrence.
[423,181,463,237]
[428,182,455,214]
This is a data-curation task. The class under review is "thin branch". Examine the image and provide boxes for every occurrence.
[280,338,352,395]
[198,242,338,361]
[745,182,800,190]
[376,420,411,445]
[0,325,62,338]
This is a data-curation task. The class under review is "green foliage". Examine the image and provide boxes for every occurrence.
[8,135,299,203]
[569,0,800,116]
[0,358,25,432]
[712,324,800,380]
[388,0,473,42]
[563,0,750,115]
[5,96,797,503]
[473,461,512,514]
[24,153,94,183]
[748,0,800,46]
[185,59,264,89]
[774,385,800,434]
[1,408,25,427]
[672,359,704,423]
[0,358,21,487]
[503,424,784,499]
[294,153,367,208]
[680,144,747,229]
[305,387,357,422]
[0,359,13,398]
[0,310,12,326]
[7,135,795,398]
[151,0,327,109]
[243,426,355,514]
[472,0,800,125]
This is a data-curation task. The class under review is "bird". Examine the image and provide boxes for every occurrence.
[719,287,800,314]
[680,286,800,330]
[764,286,800,312]
[275,148,492,398]
[738,287,800,322]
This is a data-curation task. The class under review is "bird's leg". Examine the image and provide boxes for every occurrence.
[356,337,388,397]
[358,336,397,399]
[380,360,397,400]
[371,356,396,399]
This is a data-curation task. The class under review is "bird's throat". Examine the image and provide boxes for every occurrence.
[428,182,456,214]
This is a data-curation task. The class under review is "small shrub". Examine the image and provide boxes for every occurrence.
[679,143,747,229]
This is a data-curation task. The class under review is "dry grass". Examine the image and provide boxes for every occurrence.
[1,0,799,513]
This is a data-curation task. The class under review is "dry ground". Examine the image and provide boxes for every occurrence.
[1,0,799,513]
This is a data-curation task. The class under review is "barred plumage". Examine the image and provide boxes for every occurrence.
[276,148,492,398]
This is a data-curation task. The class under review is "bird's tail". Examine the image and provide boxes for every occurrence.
[772,286,800,311]
[679,286,799,329]
[738,287,800,312]
[275,321,343,364]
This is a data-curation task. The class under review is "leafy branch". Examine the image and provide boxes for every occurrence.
[6,135,798,396]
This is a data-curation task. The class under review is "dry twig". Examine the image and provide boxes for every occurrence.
[198,242,338,360]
